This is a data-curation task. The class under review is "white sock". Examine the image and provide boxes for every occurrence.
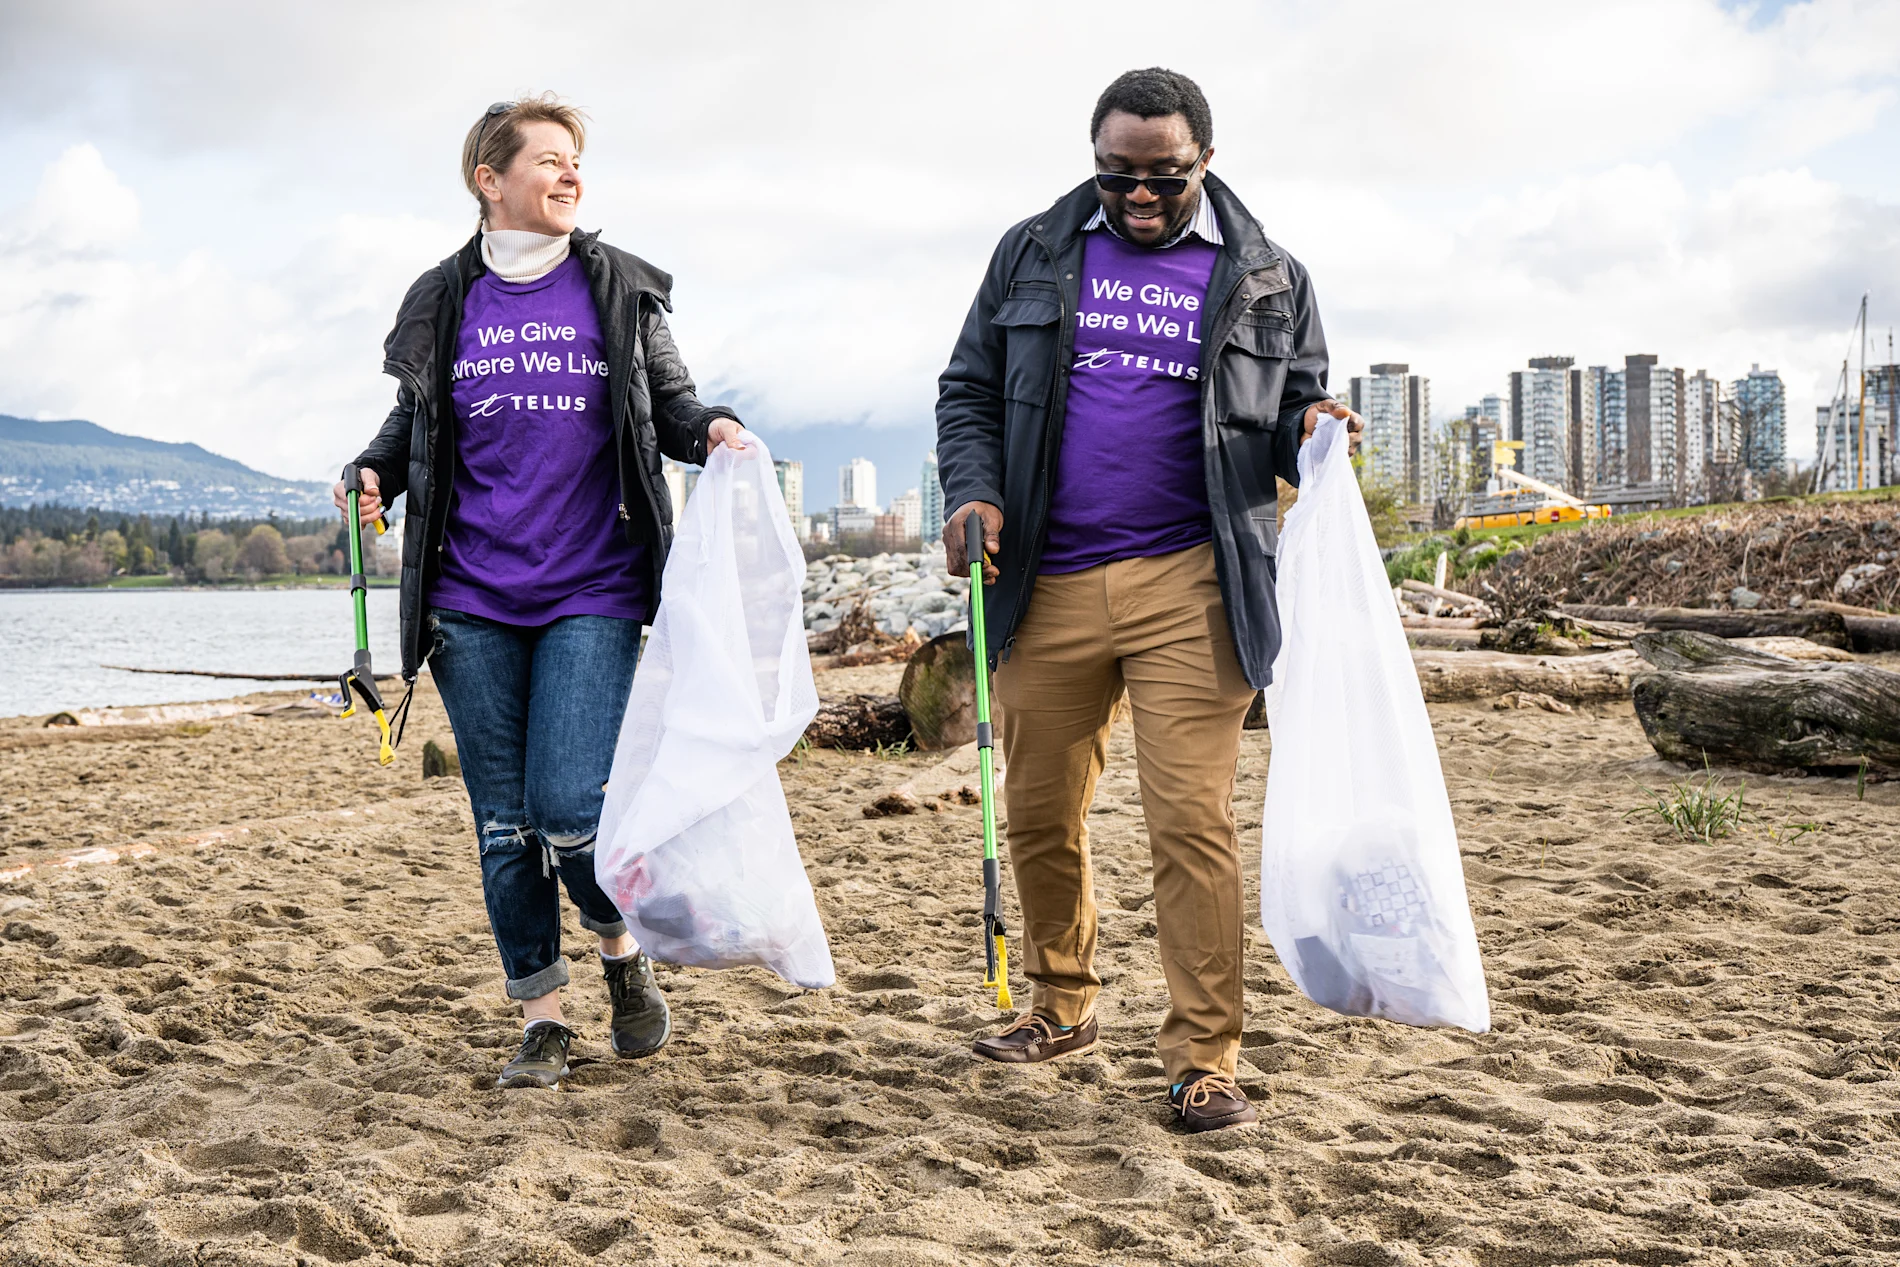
[523,1016,562,1033]
[600,946,639,963]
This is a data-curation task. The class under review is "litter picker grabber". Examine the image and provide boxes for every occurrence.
[337,463,406,767]
[966,513,1012,1009]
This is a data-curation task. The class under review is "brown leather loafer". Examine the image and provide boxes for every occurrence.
[972,1013,1098,1064]
[1169,1071,1258,1132]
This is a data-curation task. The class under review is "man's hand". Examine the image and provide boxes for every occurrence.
[708,417,751,453]
[331,467,384,526]
[944,501,1002,585]
[1301,400,1365,456]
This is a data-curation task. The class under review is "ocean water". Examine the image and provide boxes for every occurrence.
[0,588,406,719]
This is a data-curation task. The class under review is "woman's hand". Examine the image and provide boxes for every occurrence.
[331,467,385,525]
[708,418,751,452]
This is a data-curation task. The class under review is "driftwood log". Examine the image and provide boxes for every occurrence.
[1629,630,1900,776]
[103,664,401,682]
[1411,649,1641,703]
[805,694,912,750]
[898,633,979,750]
[1558,605,1854,649]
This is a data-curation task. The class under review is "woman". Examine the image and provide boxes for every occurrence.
[335,93,748,1089]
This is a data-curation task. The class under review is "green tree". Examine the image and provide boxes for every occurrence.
[237,524,291,577]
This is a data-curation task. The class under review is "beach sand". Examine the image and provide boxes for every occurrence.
[1,668,1897,1265]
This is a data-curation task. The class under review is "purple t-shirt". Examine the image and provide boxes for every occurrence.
[1039,229,1219,575]
[431,255,653,625]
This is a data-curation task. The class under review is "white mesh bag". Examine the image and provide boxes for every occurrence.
[596,438,833,989]
[1259,414,1489,1031]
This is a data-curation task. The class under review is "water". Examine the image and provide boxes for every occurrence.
[0,588,405,719]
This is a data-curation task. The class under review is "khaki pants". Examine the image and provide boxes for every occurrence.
[994,543,1258,1081]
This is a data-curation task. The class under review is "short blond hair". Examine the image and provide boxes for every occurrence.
[460,93,589,223]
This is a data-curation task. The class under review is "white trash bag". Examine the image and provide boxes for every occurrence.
[1259,414,1489,1032]
[596,437,834,989]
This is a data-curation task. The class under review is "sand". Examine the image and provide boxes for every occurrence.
[2,668,1898,1266]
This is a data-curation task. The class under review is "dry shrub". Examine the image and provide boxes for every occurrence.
[1470,499,1899,611]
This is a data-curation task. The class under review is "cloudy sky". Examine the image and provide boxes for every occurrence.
[2,0,1897,490]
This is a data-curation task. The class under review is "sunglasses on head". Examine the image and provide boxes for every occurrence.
[473,100,516,157]
[1094,148,1207,198]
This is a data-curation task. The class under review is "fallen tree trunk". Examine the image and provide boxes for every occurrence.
[1410,649,1641,703]
[1400,579,1487,610]
[1399,615,1483,629]
[1629,630,1900,776]
[1557,605,1851,649]
[805,694,912,750]
[103,664,401,682]
[1843,616,1900,654]
[898,633,979,750]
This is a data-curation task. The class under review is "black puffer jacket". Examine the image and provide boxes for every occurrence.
[351,229,737,680]
[936,174,1331,688]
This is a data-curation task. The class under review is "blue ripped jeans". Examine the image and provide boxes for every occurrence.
[428,608,643,1000]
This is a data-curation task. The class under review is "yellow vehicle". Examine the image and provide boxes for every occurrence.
[1452,442,1612,530]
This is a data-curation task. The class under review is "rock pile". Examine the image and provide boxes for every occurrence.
[804,550,971,641]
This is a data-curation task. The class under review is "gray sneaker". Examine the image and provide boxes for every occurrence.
[603,952,671,1058]
[497,1021,575,1089]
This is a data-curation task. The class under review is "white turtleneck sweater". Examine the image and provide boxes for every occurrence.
[481,228,572,282]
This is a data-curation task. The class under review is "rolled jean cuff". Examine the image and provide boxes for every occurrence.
[578,913,627,938]
[505,957,571,1001]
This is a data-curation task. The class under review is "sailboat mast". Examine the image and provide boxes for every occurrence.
[1857,294,1868,491]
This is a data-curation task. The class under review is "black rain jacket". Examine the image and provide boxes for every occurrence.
[351,229,738,680]
[935,173,1331,688]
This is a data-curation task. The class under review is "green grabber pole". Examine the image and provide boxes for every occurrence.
[966,513,1012,1009]
[338,464,394,766]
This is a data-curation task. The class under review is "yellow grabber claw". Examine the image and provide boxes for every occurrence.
[373,709,394,767]
[985,936,1012,1009]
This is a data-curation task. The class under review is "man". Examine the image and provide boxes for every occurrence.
[936,67,1361,1132]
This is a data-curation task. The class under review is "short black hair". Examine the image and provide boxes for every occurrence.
[1091,68,1212,149]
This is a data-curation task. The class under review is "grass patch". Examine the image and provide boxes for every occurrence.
[1629,763,1748,842]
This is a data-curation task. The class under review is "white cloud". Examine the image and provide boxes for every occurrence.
[0,0,1894,477]
[17,143,140,254]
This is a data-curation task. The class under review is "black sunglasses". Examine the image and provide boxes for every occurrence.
[472,100,516,158]
[1094,149,1207,198]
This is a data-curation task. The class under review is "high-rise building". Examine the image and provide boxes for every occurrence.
[1682,371,1728,502]
[1510,357,1573,491]
[1595,366,1626,487]
[839,457,878,511]
[1815,395,1894,492]
[1350,362,1432,503]
[832,504,878,539]
[1460,408,1502,492]
[1874,364,1900,487]
[773,459,804,530]
[1622,354,1684,492]
[920,450,944,545]
[1568,366,1600,494]
[1731,365,1787,478]
[889,488,923,541]
[662,459,689,513]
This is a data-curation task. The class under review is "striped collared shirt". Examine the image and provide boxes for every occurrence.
[1083,189,1223,248]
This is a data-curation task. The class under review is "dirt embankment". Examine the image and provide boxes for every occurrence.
[1473,498,1899,612]
[1,673,1898,1264]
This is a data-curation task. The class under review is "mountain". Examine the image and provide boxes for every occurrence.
[0,415,334,517]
